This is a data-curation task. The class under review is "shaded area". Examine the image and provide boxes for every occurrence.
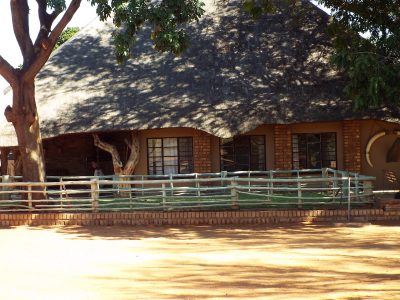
[0,223,399,299]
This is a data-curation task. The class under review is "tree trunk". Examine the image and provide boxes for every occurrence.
[0,147,9,176]
[6,81,46,200]
[93,132,140,197]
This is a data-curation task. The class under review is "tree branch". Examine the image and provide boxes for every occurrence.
[10,0,35,66]
[0,55,17,86]
[34,0,60,51]
[123,131,140,175]
[23,0,82,81]
[93,134,123,175]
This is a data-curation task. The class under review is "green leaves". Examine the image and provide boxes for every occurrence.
[243,0,276,18]
[54,27,80,50]
[318,0,400,109]
[92,0,204,63]
[148,0,204,55]
[47,0,67,12]
[333,49,400,110]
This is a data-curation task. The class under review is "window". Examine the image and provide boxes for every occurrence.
[292,133,337,169]
[147,137,193,175]
[220,136,266,171]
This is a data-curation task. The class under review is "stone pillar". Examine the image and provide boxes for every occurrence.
[193,131,212,173]
[343,120,361,173]
[274,125,292,170]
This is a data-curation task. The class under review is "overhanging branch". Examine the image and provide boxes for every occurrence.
[0,55,17,86]
[23,0,82,81]
[10,0,34,66]
[34,0,60,50]
[93,134,124,175]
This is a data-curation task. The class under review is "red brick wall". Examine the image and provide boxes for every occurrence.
[274,125,292,170]
[1,209,399,226]
[343,121,361,173]
[193,131,212,173]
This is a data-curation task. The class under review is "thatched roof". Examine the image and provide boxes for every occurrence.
[1,0,400,147]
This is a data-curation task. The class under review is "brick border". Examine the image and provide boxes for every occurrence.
[274,125,292,170]
[193,131,212,173]
[343,120,362,173]
[0,209,399,226]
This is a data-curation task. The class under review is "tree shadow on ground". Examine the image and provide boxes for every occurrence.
[3,222,400,299]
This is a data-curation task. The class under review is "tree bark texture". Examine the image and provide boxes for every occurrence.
[0,0,81,188]
[0,148,9,176]
[6,81,46,200]
[93,132,140,176]
[8,81,46,183]
[93,132,140,197]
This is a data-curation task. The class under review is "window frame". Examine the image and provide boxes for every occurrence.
[292,132,337,169]
[219,135,266,172]
[146,137,194,175]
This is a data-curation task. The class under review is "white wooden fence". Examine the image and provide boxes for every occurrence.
[0,169,375,214]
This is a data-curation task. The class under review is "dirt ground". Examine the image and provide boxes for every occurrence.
[0,222,399,300]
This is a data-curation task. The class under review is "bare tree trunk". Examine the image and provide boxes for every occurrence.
[0,0,82,204]
[5,81,46,200]
[0,147,9,176]
[93,132,140,197]
[122,131,140,176]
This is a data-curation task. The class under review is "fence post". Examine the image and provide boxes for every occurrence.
[355,174,359,202]
[59,178,65,209]
[322,168,328,178]
[270,171,274,196]
[220,171,227,189]
[91,179,99,212]
[195,173,201,197]
[342,171,349,199]
[347,177,351,222]
[27,185,33,209]
[231,178,238,208]
[169,174,174,196]
[162,183,166,210]
[248,172,251,192]
[297,180,302,208]
[141,175,145,197]
[333,170,338,200]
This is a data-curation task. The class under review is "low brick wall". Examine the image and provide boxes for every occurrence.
[1,209,400,226]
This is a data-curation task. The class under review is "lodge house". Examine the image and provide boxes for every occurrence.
[1,0,400,190]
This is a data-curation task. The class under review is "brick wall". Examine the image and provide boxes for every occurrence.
[274,125,292,170]
[1,209,399,226]
[193,131,212,173]
[343,120,362,173]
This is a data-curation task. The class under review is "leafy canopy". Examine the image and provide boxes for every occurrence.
[46,0,204,62]
[89,0,205,62]
[244,0,400,110]
[318,0,400,109]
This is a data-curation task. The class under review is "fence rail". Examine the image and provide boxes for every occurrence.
[0,169,375,214]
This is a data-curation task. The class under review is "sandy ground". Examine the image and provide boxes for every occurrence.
[0,222,399,300]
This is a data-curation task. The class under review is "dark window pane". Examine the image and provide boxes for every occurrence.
[220,135,265,171]
[292,132,337,169]
[250,136,265,171]
[307,143,321,168]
